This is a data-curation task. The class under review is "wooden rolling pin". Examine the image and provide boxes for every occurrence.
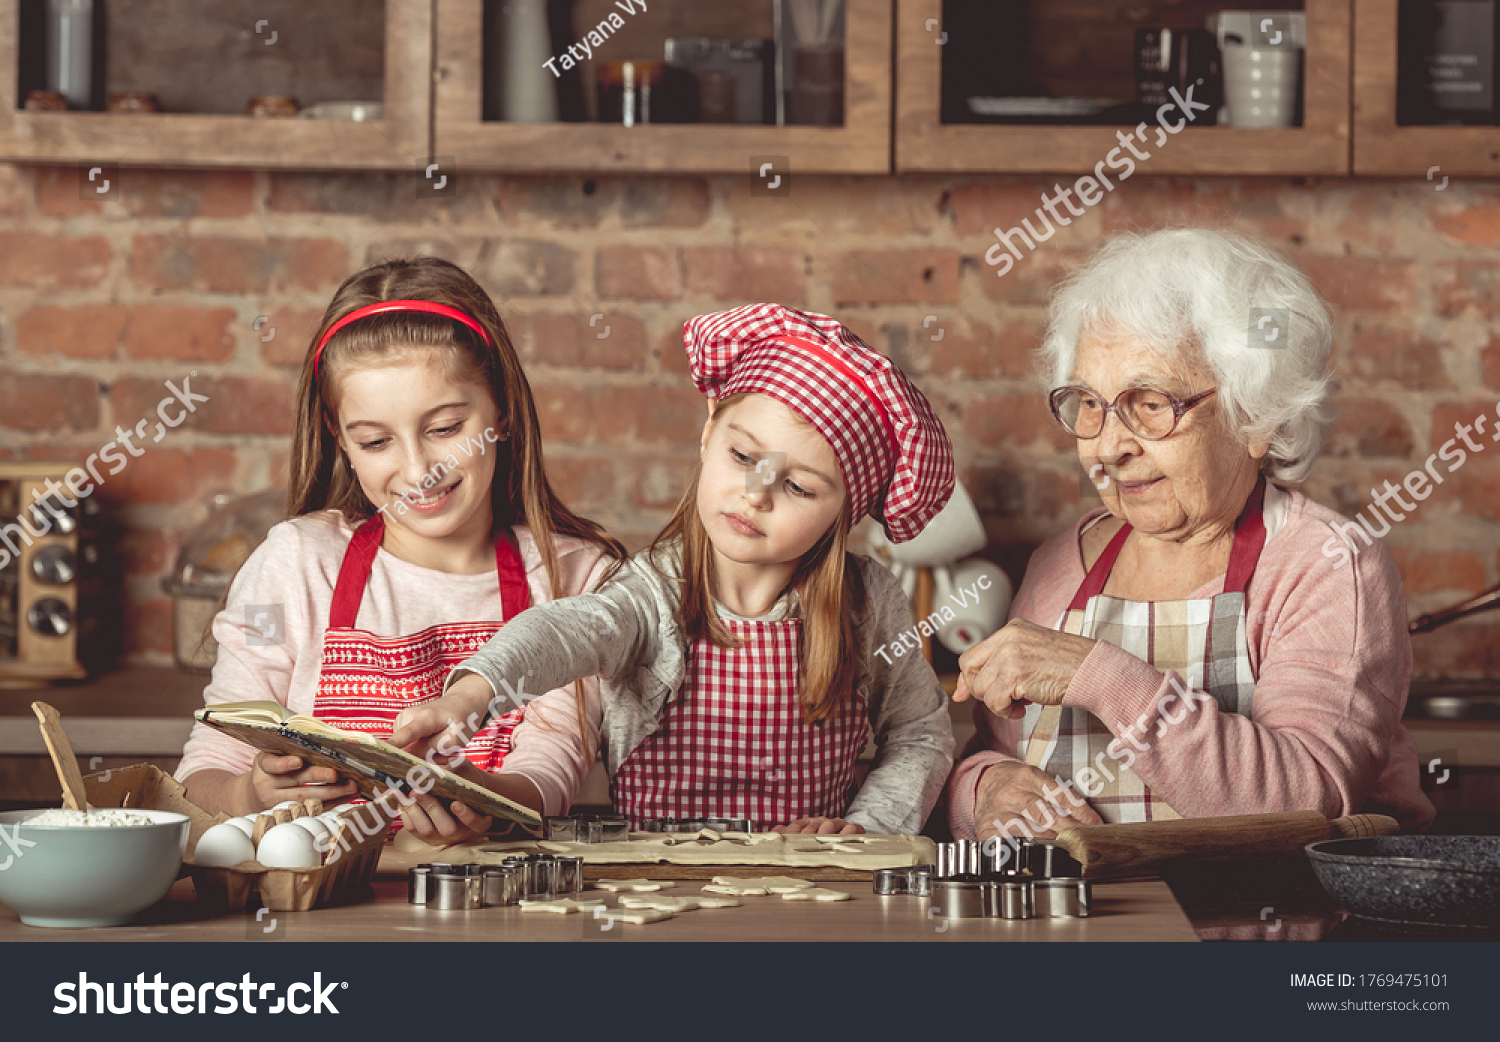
[1050,811,1400,879]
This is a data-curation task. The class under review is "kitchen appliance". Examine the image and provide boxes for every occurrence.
[865,481,1013,658]
[161,488,284,674]
[661,37,775,124]
[1134,28,1222,125]
[0,463,112,685]
[1305,835,1500,930]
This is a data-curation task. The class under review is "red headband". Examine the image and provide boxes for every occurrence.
[312,300,494,380]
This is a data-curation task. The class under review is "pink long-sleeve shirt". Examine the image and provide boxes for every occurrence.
[947,486,1437,838]
[174,510,610,782]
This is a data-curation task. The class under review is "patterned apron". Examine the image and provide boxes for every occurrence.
[313,514,531,772]
[612,618,870,831]
[1021,478,1267,823]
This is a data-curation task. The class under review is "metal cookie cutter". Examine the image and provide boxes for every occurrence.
[911,841,1094,921]
[643,817,753,833]
[1033,877,1092,918]
[482,865,523,907]
[872,864,936,896]
[544,813,630,843]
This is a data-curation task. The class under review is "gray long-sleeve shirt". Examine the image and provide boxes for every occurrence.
[448,542,955,835]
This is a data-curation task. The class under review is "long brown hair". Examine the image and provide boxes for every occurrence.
[649,392,866,724]
[291,257,627,749]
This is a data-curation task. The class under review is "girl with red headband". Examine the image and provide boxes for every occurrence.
[175,257,625,841]
[391,303,957,835]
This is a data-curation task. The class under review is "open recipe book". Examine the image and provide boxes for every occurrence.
[195,701,542,830]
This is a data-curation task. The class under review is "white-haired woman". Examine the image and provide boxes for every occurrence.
[949,228,1435,843]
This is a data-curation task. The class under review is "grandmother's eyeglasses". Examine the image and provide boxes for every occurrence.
[1048,385,1217,441]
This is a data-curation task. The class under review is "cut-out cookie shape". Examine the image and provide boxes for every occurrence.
[780,887,852,902]
[618,894,742,912]
[518,897,608,914]
[592,878,670,892]
[712,875,815,893]
[593,906,674,925]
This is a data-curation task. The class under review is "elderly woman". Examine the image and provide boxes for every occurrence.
[948,228,1435,843]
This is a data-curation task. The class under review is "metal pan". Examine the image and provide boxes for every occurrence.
[1304,836,1500,930]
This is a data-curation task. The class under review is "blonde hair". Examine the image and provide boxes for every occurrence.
[648,392,866,724]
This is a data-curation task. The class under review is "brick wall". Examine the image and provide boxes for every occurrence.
[1,162,1496,677]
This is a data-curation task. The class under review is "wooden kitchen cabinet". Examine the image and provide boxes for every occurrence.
[431,0,892,173]
[896,0,1352,175]
[0,0,429,169]
[1353,0,1500,175]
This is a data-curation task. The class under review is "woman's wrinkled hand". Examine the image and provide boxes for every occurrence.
[973,761,1103,842]
[952,619,1096,718]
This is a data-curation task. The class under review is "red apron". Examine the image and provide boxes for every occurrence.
[313,514,530,772]
[612,617,870,831]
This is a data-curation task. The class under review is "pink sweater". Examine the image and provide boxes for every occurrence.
[947,488,1437,838]
[174,511,610,782]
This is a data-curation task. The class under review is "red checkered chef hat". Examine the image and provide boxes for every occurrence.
[683,303,954,543]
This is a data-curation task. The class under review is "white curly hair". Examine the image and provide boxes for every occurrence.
[1038,228,1334,484]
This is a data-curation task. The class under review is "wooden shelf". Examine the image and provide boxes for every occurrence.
[0,0,430,170]
[433,0,892,174]
[896,0,1351,176]
[1353,0,1500,176]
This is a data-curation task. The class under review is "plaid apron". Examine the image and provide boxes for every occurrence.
[612,618,870,831]
[1021,478,1267,823]
[314,514,530,773]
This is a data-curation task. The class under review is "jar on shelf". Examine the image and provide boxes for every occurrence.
[24,89,70,112]
[246,94,300,118]
[160,489,284,673]
[107,91,162,113]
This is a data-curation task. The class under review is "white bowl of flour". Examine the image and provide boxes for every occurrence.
[0,807,190,928]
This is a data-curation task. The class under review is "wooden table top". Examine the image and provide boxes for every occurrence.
[0,874,1200,943]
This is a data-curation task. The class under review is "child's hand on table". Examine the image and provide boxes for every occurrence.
[771,816,866,835]
[249,752,358,810]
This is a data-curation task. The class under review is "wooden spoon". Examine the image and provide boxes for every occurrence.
[30,701,90,813]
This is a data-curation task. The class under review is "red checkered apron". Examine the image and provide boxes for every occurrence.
[313,514,530,772]
[612,618,870,831]
[1021,478,1268,824]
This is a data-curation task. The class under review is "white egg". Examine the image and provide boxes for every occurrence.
[223,817,256,838]
[272,800,300,810]
[193,822,257,867]
[256,822,322,869]
[292,816,331,843]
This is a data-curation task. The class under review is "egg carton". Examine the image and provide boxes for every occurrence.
[82,763,394,912]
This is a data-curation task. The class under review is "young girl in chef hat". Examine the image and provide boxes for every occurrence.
[393,303,957,835]
[175,256,625,841]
